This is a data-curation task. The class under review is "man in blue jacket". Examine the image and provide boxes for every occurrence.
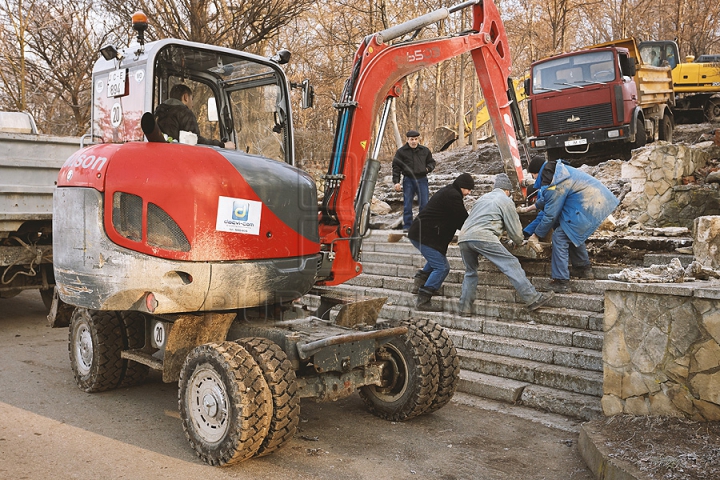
[533,161,619,293]
[392,130,436,231]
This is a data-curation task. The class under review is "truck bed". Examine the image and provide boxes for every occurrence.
[0,132,81,235]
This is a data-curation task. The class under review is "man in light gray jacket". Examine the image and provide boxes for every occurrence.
[458,174,553,317]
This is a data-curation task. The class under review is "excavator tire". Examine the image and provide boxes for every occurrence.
[118,312,150,387]
[705,98,720,123]
[359,322,439,421]
[412,319,459,414]
[68,308,125,392]
[235,337,300,457]
[178,342,272,466]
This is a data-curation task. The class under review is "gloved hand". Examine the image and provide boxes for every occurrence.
[516,205,534,214]
[527,234,544,253]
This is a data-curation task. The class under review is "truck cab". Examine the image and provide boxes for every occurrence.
[526,47,641,163]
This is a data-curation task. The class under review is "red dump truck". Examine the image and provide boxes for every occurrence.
[525,38,675,164]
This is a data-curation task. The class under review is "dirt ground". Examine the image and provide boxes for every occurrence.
[588,416,720,480]
[0,290,594,480]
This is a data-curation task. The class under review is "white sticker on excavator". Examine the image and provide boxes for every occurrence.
[216,196,262,235]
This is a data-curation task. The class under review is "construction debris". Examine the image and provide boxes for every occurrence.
[607,257,720,283]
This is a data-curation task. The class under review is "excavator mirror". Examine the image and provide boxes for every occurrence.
[207,97,218,122]
[301,79,314,109]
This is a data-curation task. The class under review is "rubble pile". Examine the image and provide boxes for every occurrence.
[607,257,720,283]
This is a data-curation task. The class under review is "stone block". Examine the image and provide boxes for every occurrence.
[621,371,650,399]
[666,383,695,415]
[457,370,527,403]
[604,326,631,368]
[601,394,624,416]
[693,399,720,421]
[604,367,623,396]
[573,331,603,350]
[701,309,720,344]
[690,339,720,373]
[521,385,602,420]
[648,391,682,416]
[694,215,720,267]
[624,396,650,415]
[690,371,720,404]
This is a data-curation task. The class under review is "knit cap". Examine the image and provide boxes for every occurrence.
[494,173,513,191]
[454,173,475,190]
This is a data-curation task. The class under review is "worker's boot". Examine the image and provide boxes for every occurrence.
[411,270,431,294]
[570,264,594,279]
[415,287,443,312]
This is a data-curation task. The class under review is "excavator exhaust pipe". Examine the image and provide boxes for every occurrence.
[141,112,166,143]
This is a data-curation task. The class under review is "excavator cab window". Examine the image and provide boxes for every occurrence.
[151,44,291,163]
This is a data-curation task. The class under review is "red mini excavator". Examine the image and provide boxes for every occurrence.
[52,0,525,466]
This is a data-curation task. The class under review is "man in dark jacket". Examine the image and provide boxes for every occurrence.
[154,84,234,148]
[408,173,474,311]
[392,130,436,231]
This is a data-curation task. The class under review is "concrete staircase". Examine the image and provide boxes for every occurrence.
[303,229,629,421]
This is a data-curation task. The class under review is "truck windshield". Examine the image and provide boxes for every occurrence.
[532,51,616,93]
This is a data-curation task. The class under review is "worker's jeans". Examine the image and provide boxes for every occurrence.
[459,240,541,311]
[550,227,590,281]
[402,176,429,230]
[409,240,449,291]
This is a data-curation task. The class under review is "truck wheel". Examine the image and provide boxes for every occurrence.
[705,98,720,123]
[118,312,149,387]
[412,319,459,414]
[659,115,673,142]
[633,117,647,149]
[359,323,439,421]
[68,308,125,392]
[178,342,272,466]
[235,337,300,457]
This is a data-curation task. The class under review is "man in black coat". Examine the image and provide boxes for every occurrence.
[408,173,475,311]
[154,84,234,148]
[392,130,436,230]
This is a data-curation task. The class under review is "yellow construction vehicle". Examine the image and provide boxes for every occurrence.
[639,41,720,122]
[435,74,528,151]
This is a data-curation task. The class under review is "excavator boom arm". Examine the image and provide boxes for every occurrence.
[318,0,523,286]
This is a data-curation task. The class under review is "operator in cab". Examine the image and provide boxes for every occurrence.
[154,84,234,149]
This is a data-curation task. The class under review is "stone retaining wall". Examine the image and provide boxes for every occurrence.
[602,281,720,420]
[620,143,720,228]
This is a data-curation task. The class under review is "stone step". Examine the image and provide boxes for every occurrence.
[361,246,623,281]
[520,384,602,421]
[457,370,601,420]
[458,349,603,397]
[304,286,604,331]
[348,274,605,312]
[363,262,615,297]
[447,328,603,372]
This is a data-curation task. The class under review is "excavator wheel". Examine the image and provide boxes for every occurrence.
[178,341,272,466]
[235,337,300,457]
[359,323,439,421]
[411,319,460,414]
[705,98,720,123]
[118,312,150,387]
[68,308,125,392]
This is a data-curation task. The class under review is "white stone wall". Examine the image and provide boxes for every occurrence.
[620,143,713,226]
[602,281,720,420]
